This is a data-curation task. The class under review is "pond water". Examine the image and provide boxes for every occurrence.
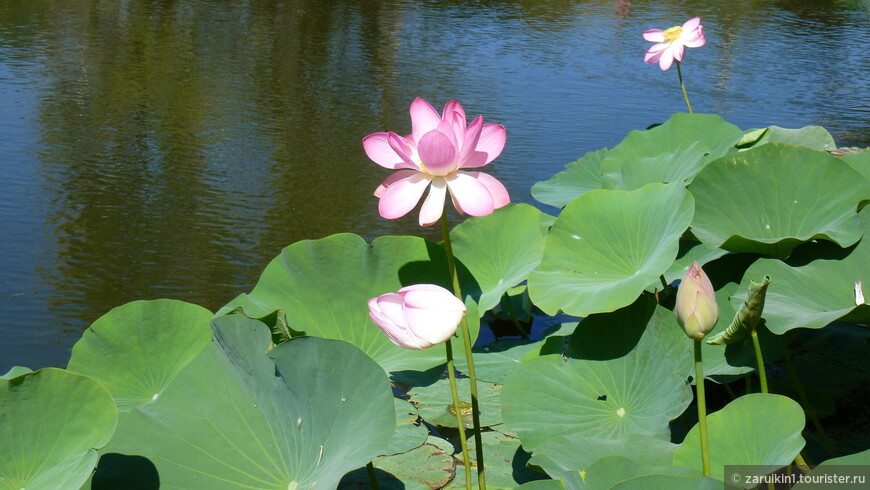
[0,0,868,372]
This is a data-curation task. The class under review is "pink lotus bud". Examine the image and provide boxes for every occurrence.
[675,261,719,340]
[368,284,466,350]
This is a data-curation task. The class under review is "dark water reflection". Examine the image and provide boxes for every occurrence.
[0,0,868,371]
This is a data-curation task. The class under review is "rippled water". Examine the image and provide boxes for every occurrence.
[0,0,868,371]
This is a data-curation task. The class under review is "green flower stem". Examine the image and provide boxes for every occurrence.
[503,292,529,337]
[675,61,694,114]
[749,327,768,394]
[441,214,486,490]
[366,461,380,490]
[694,339,711,477]
[784,349,838,458]
[445,339,472,489]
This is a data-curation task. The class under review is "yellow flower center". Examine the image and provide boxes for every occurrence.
[663,26,682,41]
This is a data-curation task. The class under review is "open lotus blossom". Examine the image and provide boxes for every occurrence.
[363,98,510,226]
[368,284,466,350]
[675,261,719,340]
[644,17,706,71]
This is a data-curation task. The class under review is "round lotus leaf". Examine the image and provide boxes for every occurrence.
[219,233,480,375]
[674,393,806,485]
[689,143,869,256]
[67,299,213,411]
[530,433,678,477]
[94,315,395,489]
[583,455,700,489]
[0,368,117,490]
[529,182,694,317]
[610,474,722,489]
[450,203,553,312]
[793,449,870,489]
[502,301,693,451]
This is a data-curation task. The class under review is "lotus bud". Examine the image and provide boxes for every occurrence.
[675,261,719,340]
[368,284,466,350]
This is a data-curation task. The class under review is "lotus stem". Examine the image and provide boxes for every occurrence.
[676,61,693,114]
[366,461,380,490]
[749,327,768,394]
[503,292,529,337]
[445,339,472,488]
[694,339,711,477]
[784,348,837,458]
[441,214,486,490]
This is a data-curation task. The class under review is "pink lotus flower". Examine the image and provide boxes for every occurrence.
[363,98,510,226]
[644,17,706,71]
[368,284,466,350]
[675,261,719,340]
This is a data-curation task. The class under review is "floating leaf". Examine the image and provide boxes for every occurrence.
[502,300,693,451]
[609,474,721,489]
[71,304,395,489]
[707,275,771,345]
[384,397,429,456]
[674,393,806,484]
[219,233,480,375]
[448,431,547,488]
[689,144,868,256]
[529,182,694,316]
[407,377,502,429]
[0,368,116,490]
[450,204,552,312]
[340,443,456,490]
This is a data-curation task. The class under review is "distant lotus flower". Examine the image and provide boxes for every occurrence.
[644,17,706,71]
[368,284,466,350]
[675,261,719,340]
[363,98,510,226]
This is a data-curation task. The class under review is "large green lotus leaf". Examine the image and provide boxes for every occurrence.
[219,233,479,375]
[530,433,678,478]
[528,182,694,316]
[447,431,546,488]
[842,150,870,183]
[531,148,608,208]
[583,455,699,489]
[515,480,569,490]
[598,113,744,188]
[674,393,806,484]
[734,239,870,334]
[689,144,869,256]
[739,125,837,152]
[501,301,694,451]
[407,377,502,429]
[0,366,32,378]
[89,314,394,489]
[614,141,714,191]
[610,474,721,489]
[0,368,117,490]
[450,204,553,312]
[794,449,870,489]
[67,299,213,411]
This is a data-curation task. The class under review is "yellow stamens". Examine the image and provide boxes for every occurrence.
[663,26,682,41]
